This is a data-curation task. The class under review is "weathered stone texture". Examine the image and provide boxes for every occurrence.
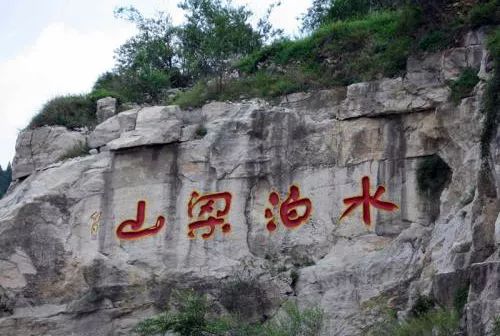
[1,31,499,336]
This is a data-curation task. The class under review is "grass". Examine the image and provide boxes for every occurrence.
[134,289,323,336]
[175,7,423,108]
[369,309,459,336]
[239,8,421,80]
[58,143,90,161]
[449,67,480,104]
[29,94,96,130]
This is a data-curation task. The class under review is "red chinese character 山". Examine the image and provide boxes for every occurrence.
[265,185,312,232]
[340,176,398,226]
[187,191,232,239]
[116,201,166,240]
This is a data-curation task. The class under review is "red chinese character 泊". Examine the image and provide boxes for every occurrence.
[265,185,312,232]
[187,191,232,239]
[116,201,166,240]
[340,176,398,226]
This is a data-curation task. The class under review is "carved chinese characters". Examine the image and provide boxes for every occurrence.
[265,185,313,232]
[112,177,398,241]
[116,201,166,240]
[187,191,232,239]
[340,176,398,226]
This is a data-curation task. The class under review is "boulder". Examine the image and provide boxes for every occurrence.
[11,126,86,179]
[96,97,117,123]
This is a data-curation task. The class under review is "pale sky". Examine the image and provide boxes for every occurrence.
[0,0,312,168]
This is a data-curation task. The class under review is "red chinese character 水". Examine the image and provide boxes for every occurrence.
[116,201,166,240]
[187,191,232,239]
[265,185,312,232]
[340,176,398,226]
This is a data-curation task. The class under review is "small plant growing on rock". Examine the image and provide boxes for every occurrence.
[410,295,436,318]
[449,67,480,104]
[416,155,452,196]
[134,289,323,336]
[58,143,90,161]
[195,125,208,138]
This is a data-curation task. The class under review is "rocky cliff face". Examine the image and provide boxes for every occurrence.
[0,30,498,336]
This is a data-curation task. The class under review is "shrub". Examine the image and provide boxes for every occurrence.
[29,95,96,129]
[173,81,212,109]
[134,289,214,336]
[449,67,480,103]
[491,316,500,336]
[480,28,500,158]
[416,155,452,196]
[453,286,469,315]
[134,289,323,336]
[418,30,454,52]
[195,125,208,138]
[410,295,436,318]
[468,0,500,28]
[369,309,459,336]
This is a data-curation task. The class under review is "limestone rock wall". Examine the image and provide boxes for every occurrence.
[1,30,499,336]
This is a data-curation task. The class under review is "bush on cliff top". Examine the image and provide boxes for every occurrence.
[28,94,96,129]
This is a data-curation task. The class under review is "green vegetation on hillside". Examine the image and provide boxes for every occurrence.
[134,289,323,336]
[28,0,499,127]
[29,94,96,129]
[449,67,480,103]
[368,294,461,336]
[0,164,12,199]
[480,27,500,158]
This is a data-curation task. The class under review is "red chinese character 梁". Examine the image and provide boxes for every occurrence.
[340,176,398,226]
[265,185,312,232]
[187,191,232,239]
[116,201,166,240]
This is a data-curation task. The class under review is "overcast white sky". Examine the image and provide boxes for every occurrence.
[0,0,312,168]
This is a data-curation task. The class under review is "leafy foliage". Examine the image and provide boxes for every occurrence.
[92,7,185,104]
[369,309,459,336]
[491,316,500,336]
[29,95,96,129]
[0,164,12,199]
[449,67,480,103]
[416,155,452,195]
[480,27,500,158]
[177,0,263,90]
[134,289,216,336]
[410,295,436,318]
[468,0,500,28]
[134,289,323,336]
[454,286,469,315]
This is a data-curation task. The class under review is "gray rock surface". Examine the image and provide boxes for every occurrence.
[96,97,117,123]
[11,126,86,180]
[0,31,499,336]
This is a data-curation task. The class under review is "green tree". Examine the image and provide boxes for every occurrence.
[93,6,185,104]
[0,163,12,199]
[177,0,264,91]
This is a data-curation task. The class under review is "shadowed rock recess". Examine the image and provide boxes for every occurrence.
[0,31,498,335]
